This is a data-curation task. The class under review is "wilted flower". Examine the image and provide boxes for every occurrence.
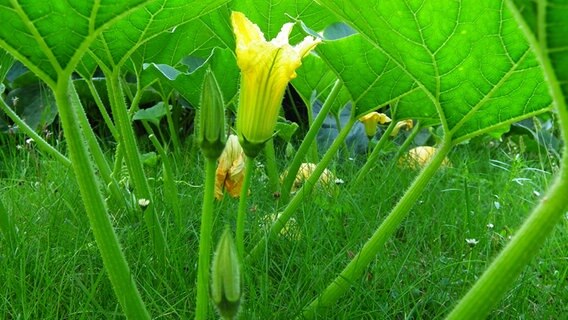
[231,11,321,157]
[215,135,246,200]
[390,119,414,136]
[359,112,391,137]
[211,227,242,319]
[398,146,452,169]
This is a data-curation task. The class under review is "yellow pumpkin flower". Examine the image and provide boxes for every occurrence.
[359,112,392,137]
[215,135,246,200]
[390,119,414,137]
[231,11,321,157]
[398,146,452,169]
[281,162,337,194]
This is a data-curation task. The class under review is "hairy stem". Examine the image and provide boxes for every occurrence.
[350,120,396,188]
[195,158,217,320]
[302,138,452,318]
[263,139,280,194]
[248,116,357,263]
[236,157,255,259]
[56,78,150,319]
[281,80,342,202]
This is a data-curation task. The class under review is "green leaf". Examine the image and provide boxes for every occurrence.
[292,54,351,115]
[4,85,58,131]
[275,119,300,142]
[317,0,552,142]
[0,1,150,85]
[133,102,169,126]
[232,0,338,42]
[143,47,239,109]
[90,0,230,69]
[511,0,568,107]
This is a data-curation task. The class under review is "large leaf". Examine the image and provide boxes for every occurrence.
[89,0,229,70]
[510,0,568,108]
[0,0,149,85]
[317,0,552,143]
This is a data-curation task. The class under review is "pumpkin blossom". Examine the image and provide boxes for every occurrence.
[215,135,246,200]
[231,11,321,157]
[281,162,337,194]
[359,112,392,137]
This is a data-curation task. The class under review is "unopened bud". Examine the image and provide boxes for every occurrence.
[197,68,226,159]
[211,227,242,319]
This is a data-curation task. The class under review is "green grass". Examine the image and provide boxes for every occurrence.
[0,138,566,319]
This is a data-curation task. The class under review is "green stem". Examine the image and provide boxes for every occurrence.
[70,82,127,207]
[281,80,343,202]
[163,94,182,154]
[195,158,217,320]
[350,120,396,188]
[393,120,421,161]
[263,139,280,194]
[0,97,70,167]
[85,77,119,140]
[446,161,568,319]
[302,138,452,318]
[142,121,182,228]
[107,70,168,261]
[56,78,150,319]
[248,117,357,263]
[446,2,568,318]
[236,157,255,259]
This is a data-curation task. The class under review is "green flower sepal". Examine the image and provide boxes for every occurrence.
[211,227,242,319]
[197,68,226,160]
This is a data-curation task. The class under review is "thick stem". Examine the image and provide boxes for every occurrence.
[350,120,396,188]
[56,78,150,319]
[236,157,255,259]
[69,82,128,207]
[302,139,452,318]
[107,70,168,261]
[263,139,280,194]
[446,2,568,318]
[445,168,568,319]
[195,158,217,320]
[247,117,357,263]
[281,80,343,202]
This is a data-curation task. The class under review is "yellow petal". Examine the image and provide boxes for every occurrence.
[359,112,391,137]
[231,11,321,154]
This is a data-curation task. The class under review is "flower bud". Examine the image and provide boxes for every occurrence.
[211,227,242,319]
[197,68,226,159]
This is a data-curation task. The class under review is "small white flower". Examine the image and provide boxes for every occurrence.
[138,198,150,207]
[16,145,23,150]
[493,201,501,209]
[334,178,345,185]
[486,223,494,229]
[25,138,34,145]
[465,238,479,247]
